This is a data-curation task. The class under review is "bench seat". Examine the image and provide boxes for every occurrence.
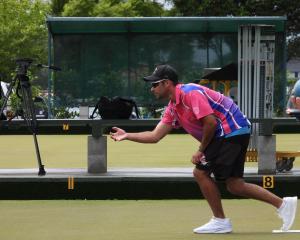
[246,150,300,172]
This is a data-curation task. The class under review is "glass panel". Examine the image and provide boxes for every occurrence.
[129,33,209,106]
[53,34,128,107]
[53,32,287,115]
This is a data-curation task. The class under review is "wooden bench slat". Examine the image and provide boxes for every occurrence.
[245,150,300,162]
[276,151,300,158]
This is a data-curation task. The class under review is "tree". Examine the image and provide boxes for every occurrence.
[50,0,70,16]
[89,0,134,17]
[168,0,247,16]
[62,0,165,17]
[288,37,300,60]
[122,0,165,17]
[166,0,200,16]
[0,0,50,81]
[62,0,98,17]
[199,0,247,16]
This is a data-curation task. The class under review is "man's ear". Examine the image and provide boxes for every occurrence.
[165,79,171,86]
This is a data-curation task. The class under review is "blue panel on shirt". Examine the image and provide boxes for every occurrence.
[181,84,203,93]
[225,127,251,138]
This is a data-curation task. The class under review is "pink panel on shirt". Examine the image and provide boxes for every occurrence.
[161,85,215,141]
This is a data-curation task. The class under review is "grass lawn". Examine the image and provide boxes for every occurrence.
[0,134,299,168]
[0,135,299,240]
[0,199,300,240]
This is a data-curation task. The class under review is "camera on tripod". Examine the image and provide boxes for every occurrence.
[15,57,61,76]
[15,58,34,75]
[0,58,61,176]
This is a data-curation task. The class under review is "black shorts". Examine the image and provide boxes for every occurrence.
[196,134,250,181]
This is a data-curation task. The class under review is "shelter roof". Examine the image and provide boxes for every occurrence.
[47,16,286,35]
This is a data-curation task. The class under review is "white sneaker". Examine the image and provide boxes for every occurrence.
[277,196,298,231]
[193,217,232,234]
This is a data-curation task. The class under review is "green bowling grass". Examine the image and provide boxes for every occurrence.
[0,135,299,240]
[0,134,299,168]
[0,199,299,240]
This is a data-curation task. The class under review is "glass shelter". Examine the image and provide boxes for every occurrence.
[46,16,287,116]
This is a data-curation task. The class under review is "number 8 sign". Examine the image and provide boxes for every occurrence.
[263,176,274,188]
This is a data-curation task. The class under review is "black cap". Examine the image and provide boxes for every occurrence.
[143,65,178,84]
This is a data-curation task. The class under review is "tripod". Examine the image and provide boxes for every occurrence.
[0,58,59,176]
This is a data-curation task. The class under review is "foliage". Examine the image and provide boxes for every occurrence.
[52,106,79,119]
[168,0,245,16]
[287,36,300,61]
[0,0,50,81]
[4,73,43,117]
[200,0,248,16]
[61,0,165,17]
[96,0,164,17]
[50,0,70,16]
[62,0,97,17]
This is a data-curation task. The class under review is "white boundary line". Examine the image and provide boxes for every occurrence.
[272,230,300,233]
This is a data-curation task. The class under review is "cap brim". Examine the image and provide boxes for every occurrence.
[143,75,161,82]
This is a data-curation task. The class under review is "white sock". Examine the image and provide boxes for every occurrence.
[214,217,227,222]
[278,200,286,211]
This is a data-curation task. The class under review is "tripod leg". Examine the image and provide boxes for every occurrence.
[33,133,46,176]
[20,81,46,176]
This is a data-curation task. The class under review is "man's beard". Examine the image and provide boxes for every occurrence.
[154,93,166,100]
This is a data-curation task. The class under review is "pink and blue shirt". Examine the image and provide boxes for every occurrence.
[161,83,251,142]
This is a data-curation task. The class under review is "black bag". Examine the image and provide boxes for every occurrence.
[90,96,139,119]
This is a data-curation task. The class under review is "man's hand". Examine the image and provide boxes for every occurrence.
[191,151,205,165]
[110,127,128,141]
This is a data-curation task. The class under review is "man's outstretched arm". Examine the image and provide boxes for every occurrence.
[110,121,173,143]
